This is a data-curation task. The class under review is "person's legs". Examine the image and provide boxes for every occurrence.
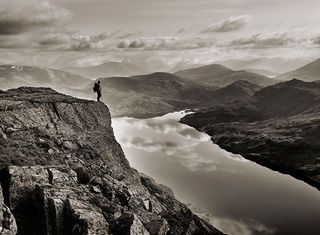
[97,91,101,102]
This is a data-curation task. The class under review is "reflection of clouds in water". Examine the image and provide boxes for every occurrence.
[219,148,250,163]
[178,128,210,141]
[121,135,217,172]
[145,119,184,133]
[115,111,195,134]
[120,137,178,155]
[115,112,248,173]
[191,205,275,235]
[212,217,275,235]
[177,152,217,172]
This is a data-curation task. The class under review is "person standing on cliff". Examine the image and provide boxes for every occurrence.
[93,80,102,102]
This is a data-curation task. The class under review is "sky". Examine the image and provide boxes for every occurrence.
[0,0,320,72]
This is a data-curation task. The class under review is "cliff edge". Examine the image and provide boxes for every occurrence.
[0,87,224,235]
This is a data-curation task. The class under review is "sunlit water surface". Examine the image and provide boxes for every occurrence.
[112,111,320,235]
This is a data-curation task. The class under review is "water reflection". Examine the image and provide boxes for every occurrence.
[112,111,320,235]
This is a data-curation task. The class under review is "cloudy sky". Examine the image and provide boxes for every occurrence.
[1,0,320,71]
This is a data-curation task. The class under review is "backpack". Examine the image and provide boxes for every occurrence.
[93,83,99,92]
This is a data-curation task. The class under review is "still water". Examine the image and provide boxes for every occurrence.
[112,111,320,235]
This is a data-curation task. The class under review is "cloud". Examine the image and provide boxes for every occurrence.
[311,35,320,44]
[223,29,320,49]
[190,206,276,235]
[227,32,290,48]
[178,128,210,142]
[69,34,110,51]
[212,217,276,235]
[121,136,217,172]
[177,152,218,172]
[0,0,74,49]
[117,36,216,51]
[144,119,184,133]
[115,114,218,172]
[202,15,251,33]
[115,31,141,39]
[121,137,178,155]
[117,37,179,50]
[0,1,72,35]
[38,33,71,46]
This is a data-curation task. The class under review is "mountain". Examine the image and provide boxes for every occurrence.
[253,79,320,118]
[63,61,149,79]
[0,87,224,235]
[244,68,278,78]
[80,73,263,118]
[83,72,219,118]
[175,64,277,87]
[276,58,320,81]
[0,65,90,90]
[212,80,261,104]
[220,57,310,74]
[181,79,320,190]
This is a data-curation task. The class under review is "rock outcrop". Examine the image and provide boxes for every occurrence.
[0,87,224,235]
[181,79,320,190]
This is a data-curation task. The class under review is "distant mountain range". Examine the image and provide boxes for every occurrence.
[85,72,216,117]
[84,72,260,118]
[244,68,278,78]
[63,61,149,79]
[0,65,90,90]
[174,64,278,87]
[181,79,320,189]
[1,58,320,119]
[276,58,320,81]
[220,57,311,74]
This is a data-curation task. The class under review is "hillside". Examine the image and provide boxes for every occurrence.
[0,87,224,235]
[87,72,219,118]
[63,61,149,79]
[244,68,278,78]
[212,80,261,104]
[175,64,277,87]
[81,73,263,118]
[276,58,320,81]
[181,79,320,190]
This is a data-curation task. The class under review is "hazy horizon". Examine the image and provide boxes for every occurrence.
[1,0,320,73]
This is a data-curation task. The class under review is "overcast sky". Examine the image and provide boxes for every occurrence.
[1,0,319,71]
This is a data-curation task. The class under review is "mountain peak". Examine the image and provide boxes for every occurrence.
[175,63,276,87]
[276,58,320,82]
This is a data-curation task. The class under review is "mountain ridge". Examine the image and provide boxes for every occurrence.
[175,63,277,87]
[181,79,320,190]
[276,58,320,81]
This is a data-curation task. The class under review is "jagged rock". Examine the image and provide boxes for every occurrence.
[0,186,17,235]
[143,199,152,212]
[0,88,224,235]
[113,214,150,235]
[64,199,109,235]
[186,220,197,235]
[144,219,170,235]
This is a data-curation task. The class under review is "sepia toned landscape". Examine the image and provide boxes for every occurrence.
[0,1,320,235]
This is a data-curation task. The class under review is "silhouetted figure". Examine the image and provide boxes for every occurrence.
[93,81,102,102]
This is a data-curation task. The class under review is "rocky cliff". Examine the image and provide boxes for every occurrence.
[181,79,320,190]
[0,87,224,235]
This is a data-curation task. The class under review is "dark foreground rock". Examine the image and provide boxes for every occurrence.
[181,79,320,190]
[0,87,224,235]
